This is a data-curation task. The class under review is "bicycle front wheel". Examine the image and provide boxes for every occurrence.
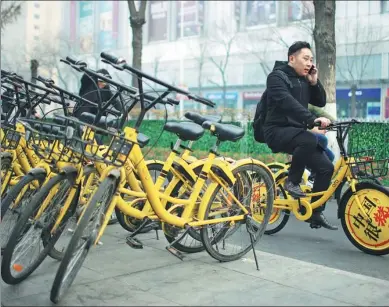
[339,181,389,256]
[200,163,274,262]
[50,175,118,304]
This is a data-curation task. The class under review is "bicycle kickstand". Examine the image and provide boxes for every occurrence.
[166,225,192,261]
[245,215,260,271]
[125,217,151,249]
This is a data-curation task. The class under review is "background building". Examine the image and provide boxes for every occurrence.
[3,1,389,120]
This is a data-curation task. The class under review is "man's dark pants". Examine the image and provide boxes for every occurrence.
[281,131,335,213]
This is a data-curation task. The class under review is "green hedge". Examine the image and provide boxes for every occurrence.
[131,119,388,185]
[126,119,273,156]
[347,122,389,185]
[347,122,389,159]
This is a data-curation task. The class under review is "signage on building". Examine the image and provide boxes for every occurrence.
[205,92,238,101]
[79,1,95,53]
[336,88,381,100]
[98,1,119,51]
[204,92,238,109]
[366,102,381,120]
[243,91,262,100]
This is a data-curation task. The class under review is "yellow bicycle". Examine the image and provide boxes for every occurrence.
[47,53,276,304]
[260,120,389,255]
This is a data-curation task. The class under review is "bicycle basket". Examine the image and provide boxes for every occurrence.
[16,118,83,163]
[1,123,23,150]
[347,148,389,179]
[56,116,134,167]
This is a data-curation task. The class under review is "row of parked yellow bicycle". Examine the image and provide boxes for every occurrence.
[1,53,388,305]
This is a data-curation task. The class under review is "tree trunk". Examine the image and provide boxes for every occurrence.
[128,1,147,88]
[131,25,143,87]
[197,62,203,96]
[30,59,39,84]
[313,1,338,160]
[313,0,336,119]
[350,83,357,117]
[222,82,227,110]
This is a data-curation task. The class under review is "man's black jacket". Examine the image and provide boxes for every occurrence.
[263,61,326,152]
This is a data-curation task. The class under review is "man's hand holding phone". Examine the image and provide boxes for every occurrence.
[306,64,318,86]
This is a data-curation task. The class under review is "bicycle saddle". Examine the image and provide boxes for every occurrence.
[184,111,222,125]
[164,121,205,141]
[78,112,119,130]
[202,121,245,142]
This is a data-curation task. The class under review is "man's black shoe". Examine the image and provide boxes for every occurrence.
[307,212,338,230]
[284,180,306,198]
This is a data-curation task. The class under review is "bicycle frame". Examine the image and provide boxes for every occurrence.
[271,122,370,222]
[92,124,254,244]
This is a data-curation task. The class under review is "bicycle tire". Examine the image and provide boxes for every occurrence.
[335,177,382,206]
[1,172,76,284]
[1,153,14,198]
[47,174,81,261]
[0,172,46,252]
[264,184,290,235]
[200,163,274,262]
[50,176,117,304]
[339,181,389,256]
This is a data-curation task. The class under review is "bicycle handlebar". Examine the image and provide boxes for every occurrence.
[100,52,216,108]
[60,56,178,108]
[65,56,87,67]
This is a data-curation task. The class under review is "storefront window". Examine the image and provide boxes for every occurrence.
[243,91,262,115]
[246,1,276,27]
[176,1,204,38]
[148,1,168,42]
[381,0,389,13]
[288,0,314,22]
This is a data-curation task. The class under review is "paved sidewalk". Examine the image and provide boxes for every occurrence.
[2,225,389,306]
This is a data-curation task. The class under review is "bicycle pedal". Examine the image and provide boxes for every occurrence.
[126,236,143,249]
[166,246,185,261]
[149,221,161,230]
[309,223,321,229]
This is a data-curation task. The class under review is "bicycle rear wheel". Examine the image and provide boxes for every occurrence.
[1,172,77,284]
[0,172,46,253]
[200,163,274,262]
[50,176,117,304]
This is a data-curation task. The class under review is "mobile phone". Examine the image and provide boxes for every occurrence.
[309,65,315,74]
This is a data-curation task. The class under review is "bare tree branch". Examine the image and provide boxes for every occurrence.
[207,77,221,88]
[207,21,236,112]
[238,31,272,76]
[0,1,22,32]
[127,0,137,16]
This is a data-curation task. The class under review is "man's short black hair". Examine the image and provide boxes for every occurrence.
[288,41,311,58]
